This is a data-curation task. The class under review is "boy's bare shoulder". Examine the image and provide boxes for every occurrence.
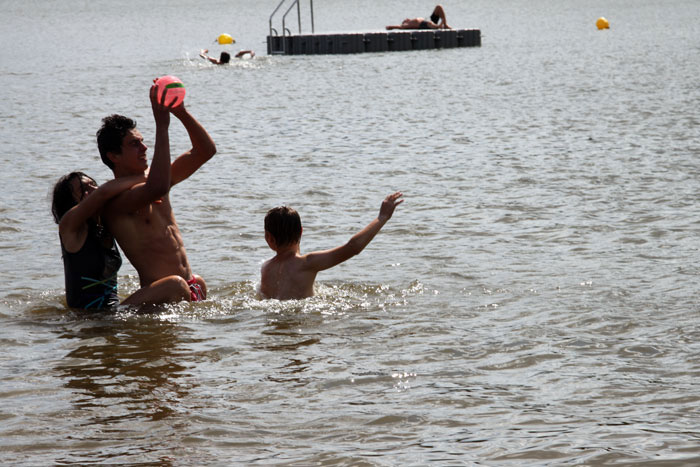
[262,252,307,271]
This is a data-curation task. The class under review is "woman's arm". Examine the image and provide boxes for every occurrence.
[59,174,145,251]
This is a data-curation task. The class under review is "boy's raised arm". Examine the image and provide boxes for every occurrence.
[305,191,404,272]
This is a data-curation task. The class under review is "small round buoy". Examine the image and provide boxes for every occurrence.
[217,33,235,44]
[154,75,186,107]
[596,17,610,30]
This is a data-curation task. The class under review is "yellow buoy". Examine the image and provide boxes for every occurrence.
[596,17,610,30]
[217,33,235,44]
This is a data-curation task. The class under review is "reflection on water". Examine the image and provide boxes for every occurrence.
[54,312,195,423]
[40,308,203,464]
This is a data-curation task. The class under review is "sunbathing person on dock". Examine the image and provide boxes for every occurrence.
[260,192,404,300]
[386,4,451,30]
[97,82,217,304]
[200,49,255,64]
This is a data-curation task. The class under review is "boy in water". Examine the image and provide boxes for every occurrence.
[260,192,404,300]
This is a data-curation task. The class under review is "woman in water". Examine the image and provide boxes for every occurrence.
[51,171,144,309]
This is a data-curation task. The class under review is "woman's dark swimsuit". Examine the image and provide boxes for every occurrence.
[61,223,122,309]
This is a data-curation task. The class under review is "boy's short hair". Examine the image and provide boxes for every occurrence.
[265,206,302,246]
[96,114,137,169]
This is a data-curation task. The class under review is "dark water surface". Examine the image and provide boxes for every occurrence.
[1,0,699,464]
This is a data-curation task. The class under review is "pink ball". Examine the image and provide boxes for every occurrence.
[155,75,186,107]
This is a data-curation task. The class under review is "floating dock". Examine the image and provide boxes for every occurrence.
[267,29,481,55]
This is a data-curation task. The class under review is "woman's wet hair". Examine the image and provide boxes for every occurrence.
[51,172,95,223]
[265,206,302,246]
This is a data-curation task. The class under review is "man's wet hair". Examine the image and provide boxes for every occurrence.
[265,206,302,246]
[96,114,137,169]
[220,52,231,64]
[51,171,96,223]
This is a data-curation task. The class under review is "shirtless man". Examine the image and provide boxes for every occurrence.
[96,83,217,304]
[386,4,451,30]
[260,192,404,300]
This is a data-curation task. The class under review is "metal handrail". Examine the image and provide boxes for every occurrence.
[269,0,288,38]
[269,0,316,54]
[282,0,301,44]
[269,0,315,36]
[309,0,315,33]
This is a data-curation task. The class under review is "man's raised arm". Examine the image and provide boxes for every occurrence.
[170,104,217,186]
[105,85,174,214]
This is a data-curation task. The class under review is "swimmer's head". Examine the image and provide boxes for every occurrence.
[264,206,302,247]
[51,172,98,223]
[220,52,231,64]
[96,114,137,169]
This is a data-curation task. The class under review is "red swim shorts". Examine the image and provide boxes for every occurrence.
[187,276,205,302]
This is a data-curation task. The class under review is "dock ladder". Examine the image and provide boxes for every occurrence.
[268,0,315,54]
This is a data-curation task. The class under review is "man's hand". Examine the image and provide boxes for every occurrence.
[150,80,178,126]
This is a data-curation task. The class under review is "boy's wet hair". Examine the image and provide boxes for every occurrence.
[220,52,231,63]
[265,206,302,246]
[51,171,96,223]
[96,114,137,169]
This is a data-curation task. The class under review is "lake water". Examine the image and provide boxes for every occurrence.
[1,0,699,465]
